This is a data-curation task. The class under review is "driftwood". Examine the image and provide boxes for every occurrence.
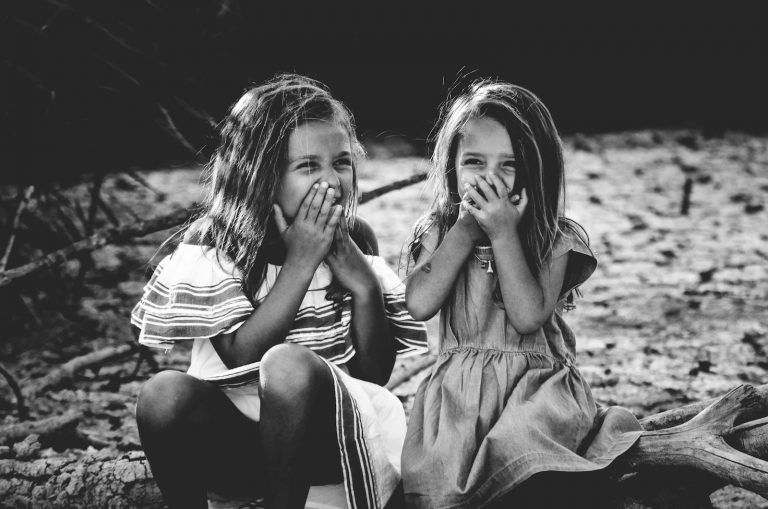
[23,344,137,399]
[2,384,767,508]
[619,385,768,500]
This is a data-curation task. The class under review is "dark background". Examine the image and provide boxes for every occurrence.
[3,1,767,183]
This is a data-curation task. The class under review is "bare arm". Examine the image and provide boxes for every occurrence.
[328,218,394,385]
[212,184,342,368]
[491,233,569,334]
[466,174,568,334]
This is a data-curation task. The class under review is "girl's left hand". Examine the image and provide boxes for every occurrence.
[326,220,379,296]
[463,173,528,241]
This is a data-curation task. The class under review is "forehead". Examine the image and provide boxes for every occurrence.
[287,121,350,156]
[458,116,514,154]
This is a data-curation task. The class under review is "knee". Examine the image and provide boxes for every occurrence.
[136,370,205,434]
[259,344,324,403]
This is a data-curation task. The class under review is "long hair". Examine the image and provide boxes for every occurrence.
[187,73,364,298]
[410,79,590,299]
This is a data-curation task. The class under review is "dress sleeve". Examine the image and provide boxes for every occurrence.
[367,255,429,356]
[552,228,598,301]
[403,214,440,276]
[130,244,255,351]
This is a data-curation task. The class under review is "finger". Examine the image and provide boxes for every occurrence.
[463,184,486,206]
[300,183,320,220]
[272,204,288,234]
[317,185,335,224]
[463,199,481,217]
[325,205,343,234]
[474,175,499,200]
[486,173,508,199]
[516,188,529,213]
[309,181,329,222]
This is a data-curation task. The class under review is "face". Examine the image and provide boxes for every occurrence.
[276,120,354,220]
[455,116,517,195]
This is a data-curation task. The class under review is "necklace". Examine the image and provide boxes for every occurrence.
[473,245,495,274]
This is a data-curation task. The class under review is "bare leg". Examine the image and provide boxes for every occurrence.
[136,370,265,509]
[258,344,342,509]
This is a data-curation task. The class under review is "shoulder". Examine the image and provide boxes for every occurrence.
[351,217,379,256]
[552,220,594,261]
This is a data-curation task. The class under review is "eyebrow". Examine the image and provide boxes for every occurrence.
[460,151,516,159]
[290,151,352,164]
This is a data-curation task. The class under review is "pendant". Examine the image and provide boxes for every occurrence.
[487,261,494,273]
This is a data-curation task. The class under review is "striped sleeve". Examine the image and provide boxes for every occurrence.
[368,256,429,356]
[130,244,254,351]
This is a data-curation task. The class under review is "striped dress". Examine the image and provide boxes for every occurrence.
[131,242,429,509]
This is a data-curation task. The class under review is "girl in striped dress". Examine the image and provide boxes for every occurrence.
[132,74,428,509]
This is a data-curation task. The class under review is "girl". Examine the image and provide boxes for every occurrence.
[401,80,643,508]
[132,74,428,509]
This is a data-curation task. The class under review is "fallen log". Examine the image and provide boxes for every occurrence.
[2,384,767,508]
[0,451,162,509]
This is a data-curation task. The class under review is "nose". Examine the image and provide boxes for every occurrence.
[320,164,342,188]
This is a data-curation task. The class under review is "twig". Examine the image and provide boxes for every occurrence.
[0,207,192,288]
[23,344,137,398]
[359,172,427,204]
[86,176,104,235]
[125,170,167,199]
[95,193,120,226]
[0,185,35,272]
[680,177,693,215]
[0,363,29,420]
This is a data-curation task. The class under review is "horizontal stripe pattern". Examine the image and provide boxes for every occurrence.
[131,244,428,387]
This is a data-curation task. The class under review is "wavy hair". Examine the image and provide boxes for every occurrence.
[186,74,364,298]
[409,79,590,301]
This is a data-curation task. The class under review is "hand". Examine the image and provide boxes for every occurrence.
[325,219,379,296]
[273,182,342,269]
[463,173,528,241]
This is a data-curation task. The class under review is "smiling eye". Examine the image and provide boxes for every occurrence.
[462,158,482,166]
[297,161,319,172]
[335,157,353,168]
[502,161,517,172]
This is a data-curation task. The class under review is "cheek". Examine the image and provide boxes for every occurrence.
[276,177,308,219]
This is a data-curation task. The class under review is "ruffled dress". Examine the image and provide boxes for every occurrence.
[131,242,428,509]
[401,228,643,509]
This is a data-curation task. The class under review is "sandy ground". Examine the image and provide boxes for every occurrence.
[1,129,767,507]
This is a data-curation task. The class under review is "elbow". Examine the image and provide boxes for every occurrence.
[406,300,436,322]
[508,315,547,336]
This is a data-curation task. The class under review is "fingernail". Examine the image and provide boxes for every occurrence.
[313,183,319,189]
[327,187,335,195]
[320,181,329,188]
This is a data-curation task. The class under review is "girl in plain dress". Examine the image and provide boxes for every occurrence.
[401,80,643,508]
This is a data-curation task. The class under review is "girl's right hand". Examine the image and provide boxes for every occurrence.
[273,182,343,268]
